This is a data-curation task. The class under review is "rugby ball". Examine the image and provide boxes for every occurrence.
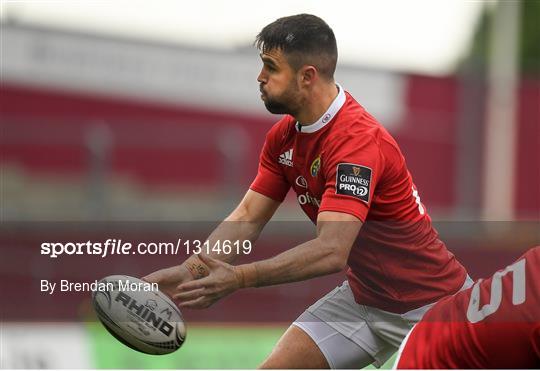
[91,275,186,355]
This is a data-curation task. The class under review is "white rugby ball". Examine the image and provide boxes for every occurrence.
[91,275,186,355]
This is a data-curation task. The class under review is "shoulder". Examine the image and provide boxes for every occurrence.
[330,93,387,143]
[522,246,540,293]
[522,245,540,263]
[322,95,386,157]
[330,93,406,165]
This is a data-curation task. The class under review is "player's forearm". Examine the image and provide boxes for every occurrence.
[234,238,347,288]
[180,210,265,279]
[203,218,263,263]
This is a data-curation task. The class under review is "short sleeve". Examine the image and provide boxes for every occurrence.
[249,131,290,202]
[318,134,383,222]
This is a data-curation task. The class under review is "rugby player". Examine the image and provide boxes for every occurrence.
[395,246,540,369]
[144,14,470,369]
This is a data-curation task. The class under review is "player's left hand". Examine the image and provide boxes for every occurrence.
[173,254,240,309]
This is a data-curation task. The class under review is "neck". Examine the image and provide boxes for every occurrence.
[294,82,339,125]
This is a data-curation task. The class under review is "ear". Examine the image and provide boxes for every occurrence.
[299,65,317,86]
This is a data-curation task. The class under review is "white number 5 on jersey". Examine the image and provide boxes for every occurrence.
[412,186,425,215]
[466,258,526,323]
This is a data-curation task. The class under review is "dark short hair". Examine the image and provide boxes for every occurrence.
[255,14,338,80]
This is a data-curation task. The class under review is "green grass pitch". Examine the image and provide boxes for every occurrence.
[87,323,396,369]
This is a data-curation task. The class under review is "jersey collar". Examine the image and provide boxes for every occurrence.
[295,83,346,134]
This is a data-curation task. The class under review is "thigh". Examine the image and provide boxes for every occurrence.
[262,282,394,369]
[305,282,396,368]
[259,317,374,369]
[259,324,329,369]
[293,312,375,369]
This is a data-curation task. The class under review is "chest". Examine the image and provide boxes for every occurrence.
[279,134,327,199]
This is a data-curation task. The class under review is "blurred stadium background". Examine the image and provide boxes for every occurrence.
[1,0,539,369]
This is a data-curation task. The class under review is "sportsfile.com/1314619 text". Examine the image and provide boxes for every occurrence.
[40,239,253,258]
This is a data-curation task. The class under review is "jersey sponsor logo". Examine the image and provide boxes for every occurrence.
[297,191,320,207]
[278,149,293,167]
[335,163,372,203]
[310,155,321,177]
[295,176,308,188]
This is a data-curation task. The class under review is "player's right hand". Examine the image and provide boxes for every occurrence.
[142,265,193,299]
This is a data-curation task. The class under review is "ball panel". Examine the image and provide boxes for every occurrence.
[91,275,186,355]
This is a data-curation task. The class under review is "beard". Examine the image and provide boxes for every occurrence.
[263,98,292,114]
[261,81,302,116]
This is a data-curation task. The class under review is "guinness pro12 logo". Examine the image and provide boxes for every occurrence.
[335,163,372,203]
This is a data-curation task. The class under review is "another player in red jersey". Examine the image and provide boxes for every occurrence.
[396,246,540,369]
[144,14,469,368]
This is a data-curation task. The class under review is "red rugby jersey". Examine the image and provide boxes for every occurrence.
[397,246,540,369]
[250,86,467,313]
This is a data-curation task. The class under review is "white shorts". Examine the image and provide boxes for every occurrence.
[293,278,473,369]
